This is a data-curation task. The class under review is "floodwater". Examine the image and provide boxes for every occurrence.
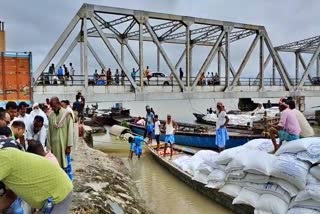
[92,100,320,214]
[94,131,229,214]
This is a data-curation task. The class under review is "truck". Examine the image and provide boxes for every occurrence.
[0,52,32,108]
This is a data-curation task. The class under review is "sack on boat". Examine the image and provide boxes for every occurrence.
[172,155,191,169]
[244,138,274,153]
[218,184,242,198]
[243,152,276,176]
[207,169,226,182]
[254,210,272,214]
[270,154,311,190]
[243,174,269,184]
[226,149,275,176]
[232,188,260,207]
[255,194,288,214]
[296,143,320,164]
[205,181,225,189]
[289,199,320,212]
[226,170,247,179]
[269,177,299,197]
[244,182,291,204]
[196,163,213,175]
[275,137,320,156]
[295,174,320,203]
[287,208,320,214]
[192,171,208,185]
[215,146,244,165]
[310,165,320,180]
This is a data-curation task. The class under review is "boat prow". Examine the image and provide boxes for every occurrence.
[146,145,254,214]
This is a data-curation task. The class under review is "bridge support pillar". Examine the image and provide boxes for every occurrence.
[80,18,89,90]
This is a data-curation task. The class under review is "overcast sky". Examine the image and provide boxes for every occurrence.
[1,0,320,79]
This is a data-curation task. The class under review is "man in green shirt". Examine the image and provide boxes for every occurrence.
[0,148,73,212]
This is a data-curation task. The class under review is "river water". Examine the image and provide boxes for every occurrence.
[92,100,320,214]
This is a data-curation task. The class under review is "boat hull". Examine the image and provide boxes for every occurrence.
[147,146,254,214]
[130,124,257,149]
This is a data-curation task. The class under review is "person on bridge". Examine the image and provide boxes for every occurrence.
[121,70,126,85]
[269,99,301,153]
[179,68,183,81]
[144,106,154,145]
[57,66,64,80]
[48,63,55,85]
[215,102,229,152]
[145,66,151,84]
[69,62,75,84]
[115,69,120,85]
[106,68,112,85]
[162,114,178,159]
[131,68,137,82]
[286,100,314,138]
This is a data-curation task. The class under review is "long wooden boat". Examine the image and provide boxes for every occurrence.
[147,145,254,214]
[129,121,265,149]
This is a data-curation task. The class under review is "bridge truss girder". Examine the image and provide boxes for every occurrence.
[276,36,320,90]
[34,3,292,93]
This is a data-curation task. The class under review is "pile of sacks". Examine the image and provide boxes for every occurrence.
[203,113,262,127]
[173,137,320,214]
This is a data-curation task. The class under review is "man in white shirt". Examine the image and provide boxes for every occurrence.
[26,115,47,148]
[287,100,314,137]
[30,103,49,130]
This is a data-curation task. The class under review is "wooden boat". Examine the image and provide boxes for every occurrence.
[147,144,254,214]
[93,104,131,126]
[128,119,266,149]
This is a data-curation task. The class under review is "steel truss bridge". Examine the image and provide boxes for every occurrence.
[33,4,320,102]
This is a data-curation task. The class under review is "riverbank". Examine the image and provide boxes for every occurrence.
[71,138,151,214]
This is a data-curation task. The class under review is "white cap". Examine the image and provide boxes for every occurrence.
[32,103,39,109]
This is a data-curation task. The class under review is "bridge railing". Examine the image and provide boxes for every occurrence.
[34,74,318,87]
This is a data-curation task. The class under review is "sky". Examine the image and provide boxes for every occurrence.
[1,0,320,79]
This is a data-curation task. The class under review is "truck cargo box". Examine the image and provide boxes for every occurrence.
[0,52,32,107]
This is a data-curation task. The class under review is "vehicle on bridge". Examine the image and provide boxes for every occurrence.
[312,77,320,85]
[143,72,172,86]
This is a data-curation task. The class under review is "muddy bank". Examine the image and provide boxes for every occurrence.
[71,138,151,214]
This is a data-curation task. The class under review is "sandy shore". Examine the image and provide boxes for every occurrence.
[71,138,151,214]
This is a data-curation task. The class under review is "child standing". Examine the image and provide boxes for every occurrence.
[154,115,161,152]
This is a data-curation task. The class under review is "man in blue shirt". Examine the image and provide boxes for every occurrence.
[57,66,64,80]
[144,106,154,145]
[128,136,144,160]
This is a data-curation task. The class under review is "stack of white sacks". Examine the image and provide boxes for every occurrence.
[173,137,320,214]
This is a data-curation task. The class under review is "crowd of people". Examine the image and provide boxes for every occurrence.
[0,92,85,213]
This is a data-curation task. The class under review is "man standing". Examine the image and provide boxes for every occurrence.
[26,116,47,148]
[131,68,137,81]
[162,114,178,159]
[144,106,154,145]
[287,100,314,138]
[121,70,126,85]
[57,66,64,80]
[269,100,301,153]
[47,97,74,171]
[48,63,55,85]
[69,62,75,84]
[179,68,183,81]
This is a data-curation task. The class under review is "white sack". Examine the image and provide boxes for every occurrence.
[295,174,320,202]
[275,137,320,156]
[207,169,226,182]
[270,154,311,190]
[192,171,208,184]
[218,184,242,197]
[244,138,274,153]
[215,146,244,165]
[269,177,299,197]
[287,208,320,214]
[232,188,260,207]
[205,181,225,189]
[310,165,320,180]
[255,194,288,214]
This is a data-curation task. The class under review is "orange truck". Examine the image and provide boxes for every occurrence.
[0,52,32,108]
